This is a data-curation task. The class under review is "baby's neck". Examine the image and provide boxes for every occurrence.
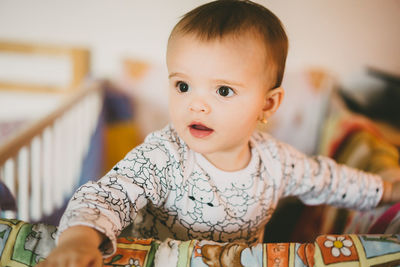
[202,144,251,172]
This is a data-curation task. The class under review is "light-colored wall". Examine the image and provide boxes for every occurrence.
[1,0,399,81]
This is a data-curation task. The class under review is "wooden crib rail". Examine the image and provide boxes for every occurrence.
[0,82,103,222]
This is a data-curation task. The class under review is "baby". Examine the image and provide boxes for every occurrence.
[38,1,400,266]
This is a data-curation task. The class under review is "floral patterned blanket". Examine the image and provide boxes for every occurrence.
[1,219,399,267]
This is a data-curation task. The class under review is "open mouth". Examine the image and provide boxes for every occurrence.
[189,123,214,138]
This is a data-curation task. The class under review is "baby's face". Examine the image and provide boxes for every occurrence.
[167,33,274,162]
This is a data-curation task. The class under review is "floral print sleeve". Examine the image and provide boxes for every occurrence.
[57,137,171,256]
[277,138,383,210]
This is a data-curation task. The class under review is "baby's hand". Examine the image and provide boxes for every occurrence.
[392,182,400,203]
[379,167,400,183]
[379,167,400,204]
[36,225,104,267]
[36,239,103,267]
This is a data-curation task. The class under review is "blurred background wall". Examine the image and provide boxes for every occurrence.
[1,0,399,80]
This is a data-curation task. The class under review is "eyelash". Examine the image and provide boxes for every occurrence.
[174,81,235,98]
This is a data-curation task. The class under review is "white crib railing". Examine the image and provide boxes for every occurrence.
[0,83,103,222]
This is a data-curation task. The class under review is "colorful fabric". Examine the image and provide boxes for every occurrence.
[323,129,400,235]
[1,219,400,267]
[104,237,159,267]
[0,219,57,266]
[316,95,400,236]
[314,234,400,266]
[324,126,399,174]
[102,83,143,172]
[58,124,383,256]
[367,204,400,235]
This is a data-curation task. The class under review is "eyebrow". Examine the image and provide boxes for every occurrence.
[169,72,244,87]
[214,79,245,88]
[168,72,186,79]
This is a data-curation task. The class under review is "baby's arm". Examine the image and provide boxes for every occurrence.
[36,176,153,266]
[36,225,104,267]
[37,139,170,265]
[273,138,383,210]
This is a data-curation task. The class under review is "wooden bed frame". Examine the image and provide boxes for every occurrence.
[0,40,90,93]
[0,41,103,222]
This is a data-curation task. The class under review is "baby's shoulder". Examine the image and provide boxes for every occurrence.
[252,130,282,148]
[251,130,298,162]
[252,130,310,165]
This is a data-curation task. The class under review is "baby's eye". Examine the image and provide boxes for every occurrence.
[176,81,190,93]
[217,86,234,97]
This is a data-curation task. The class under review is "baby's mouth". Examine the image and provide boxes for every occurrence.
[190,123,212,130]
[189,123,214,138]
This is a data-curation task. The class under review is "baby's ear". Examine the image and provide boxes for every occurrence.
[263,87,284,118]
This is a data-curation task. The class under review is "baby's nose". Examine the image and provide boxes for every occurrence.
[189,98,210,114]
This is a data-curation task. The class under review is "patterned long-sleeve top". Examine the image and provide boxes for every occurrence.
[57,124,383,256]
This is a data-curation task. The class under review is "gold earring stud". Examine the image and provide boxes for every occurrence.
[259,114,268,124]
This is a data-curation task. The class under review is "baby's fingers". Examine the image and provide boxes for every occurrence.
[64,254,103,267]
[35,252,102,267]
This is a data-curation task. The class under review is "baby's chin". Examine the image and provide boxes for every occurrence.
[179,135,219,155]
[181,136,213,153]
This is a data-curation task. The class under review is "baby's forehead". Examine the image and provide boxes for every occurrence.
[168,30,271,61]
[167,31,278,88]
[169,31,274,63]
